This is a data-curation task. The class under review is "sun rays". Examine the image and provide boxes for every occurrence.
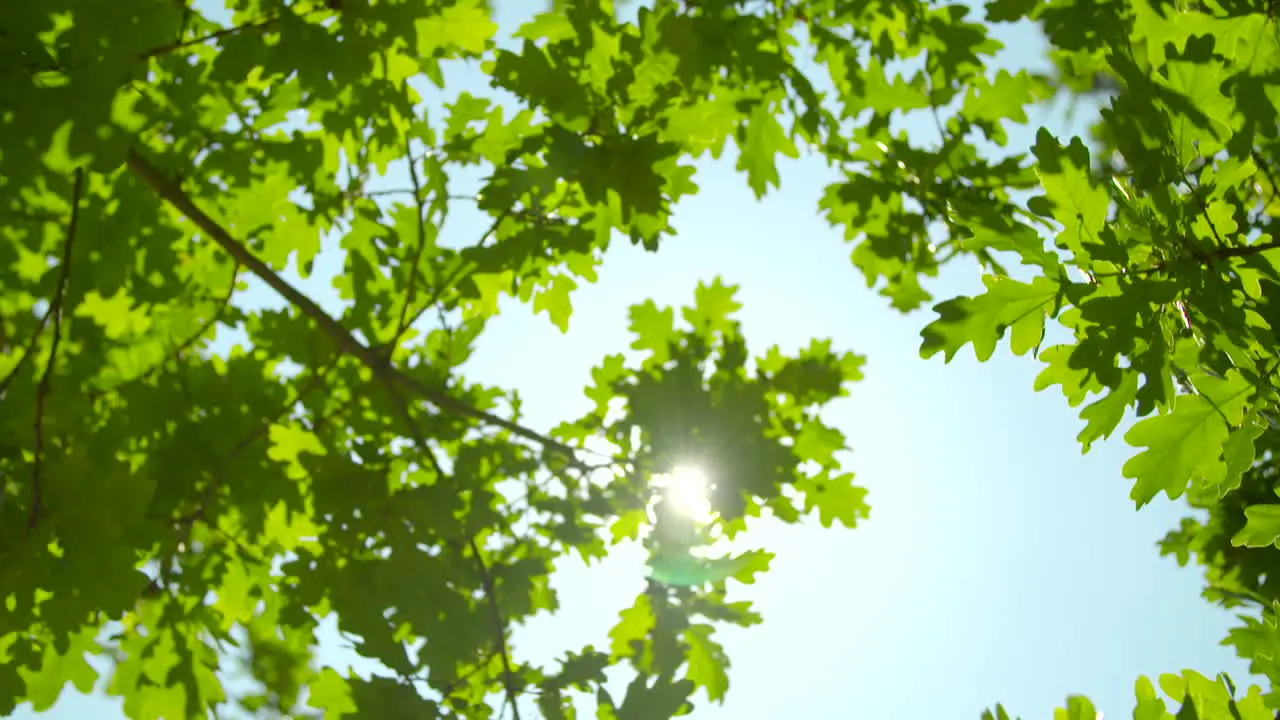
[655,463,714,523]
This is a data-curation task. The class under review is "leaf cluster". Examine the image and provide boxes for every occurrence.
[9,0,1280,717]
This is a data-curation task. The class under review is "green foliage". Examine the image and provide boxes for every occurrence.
[7,0,1280,717]
[3,0,869,716]
[914,0,1280,715]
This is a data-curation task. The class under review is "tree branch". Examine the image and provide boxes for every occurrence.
[138,1,335,61]
[1093,237,1280,279]
[393,134,431,342]
[382,386,524,720]
[1212,238,1280,261]
[140,18,277,59]
[29,167,85,531]
[124,148,586,465]
[468,535,523,720]
[389,208,509,350]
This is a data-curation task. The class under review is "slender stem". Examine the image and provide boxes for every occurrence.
[393,131,431,342]
[384,386,524,720]
[468,535,524,720]
[29,168,85,532]
[140,18,278,59]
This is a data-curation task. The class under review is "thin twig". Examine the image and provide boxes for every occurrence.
[1214,238,1280,260]
[0,310,52,400]
[393,208,509,340]
[139,2,329,61]
[394,131,431,341]
[468,534,523,720]
[362,188,479,202]
[140,19,277,59]
[125,148,590,466]
[1092,237,1280,279]
[1184,168,1226,248]
[0,208,88,398]
[415,649,501,699]
[380,385,524,720]
[29,168,85,531]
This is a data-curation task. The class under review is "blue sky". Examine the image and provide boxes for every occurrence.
[9,2,1260,719]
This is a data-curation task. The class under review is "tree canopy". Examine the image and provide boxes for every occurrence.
[4,0,1280,718]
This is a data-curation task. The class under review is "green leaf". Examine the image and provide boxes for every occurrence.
[1123,395,1232,507]
[682,278,743,336]
[417,0,498,56]
[736,99,799,198]
[608,595,656,660]
[18,627,100,712]
[18,0,1280,718]
[1078,371,1139,452]
[306,668,357,716]
[794,470,869,529]
[1031,130,1110,263]
[1231,505,1280,548]
[921,275,1059,362]
[615,675,693,720]
[1055,696,1099,720]
[609,508,647,545]
[534,273,578,333]
[628,300,677,363]
[682,625,729,703]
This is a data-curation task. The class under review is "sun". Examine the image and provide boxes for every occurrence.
[659,464,713,521]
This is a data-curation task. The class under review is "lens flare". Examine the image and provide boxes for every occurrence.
[661,464,713,521]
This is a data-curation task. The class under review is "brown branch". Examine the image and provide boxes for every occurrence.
[1183,168,1226,248]
[140,19,277,59]
[125,148,587,466]
[469,535,523,720]
[1093,238,1280,279]
[394,134,431,342]
[0,309,51,400]
[1213,238,1280,260]
[0,209,87,398]
[362,188,479,201]
[382,387,523,720]
[29,168,85,532]
[391,208,510,346]
[433,649,500,698]
[139,0,332,60]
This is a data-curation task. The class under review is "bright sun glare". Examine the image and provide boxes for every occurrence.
[660,464,713,521]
